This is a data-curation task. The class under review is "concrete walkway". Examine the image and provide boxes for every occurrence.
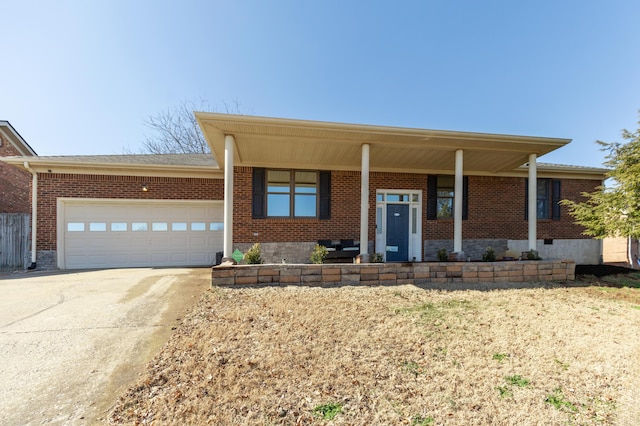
[0,268,210,425]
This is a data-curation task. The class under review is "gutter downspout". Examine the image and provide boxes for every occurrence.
[24,161,37,270]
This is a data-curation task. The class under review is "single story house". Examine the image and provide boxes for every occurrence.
[1,113,607,270]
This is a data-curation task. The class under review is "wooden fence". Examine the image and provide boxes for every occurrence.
[0,213,30,271]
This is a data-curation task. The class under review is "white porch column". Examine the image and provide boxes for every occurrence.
[223,135,235,259]
[528,153,537,251]
[453,149,464,253]
[360,143,370,258]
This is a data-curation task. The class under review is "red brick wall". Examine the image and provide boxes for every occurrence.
[457,175,598,240]
[36,173,223,250]
[233,167,361,242]
[235,167,599,244]
[34,167,600,251]
[0,137,31,213]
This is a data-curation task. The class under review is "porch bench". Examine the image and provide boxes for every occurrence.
[318,239,360,263]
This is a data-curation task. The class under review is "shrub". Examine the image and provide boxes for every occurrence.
[310,244,328,264]
[482,247,496,262]
[313,403,342,420]
[526,249,541,260]
[437,248,448,262]
[370,252,384,263]
[243,243,263,264]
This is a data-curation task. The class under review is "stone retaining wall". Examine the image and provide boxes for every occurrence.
[211,260,575,286]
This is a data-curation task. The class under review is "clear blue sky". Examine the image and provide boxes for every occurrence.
[2,1,639,167]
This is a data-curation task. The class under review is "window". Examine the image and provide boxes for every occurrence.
[132,222,148,231]
[387,194,410,202]
[267,170,292,216]
[253,168,331,219]
[536,180,549,219]
[89,222,106,232]
[191,222,206,231]
[427,175,468,220]
[436,176,454,218]
[172,222,187,231]
[526,178,561,220]
[152,222,168,231]
[294,171,318,217]
[67,222,85,232]
[265,170,318,217]
[111,222,127,231]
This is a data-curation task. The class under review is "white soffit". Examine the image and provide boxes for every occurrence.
[196,113,571,174]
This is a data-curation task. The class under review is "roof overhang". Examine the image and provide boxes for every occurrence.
[0,157,223,179]
[196,113,573,175]
[515,163,609,180]
[0,121,37,156]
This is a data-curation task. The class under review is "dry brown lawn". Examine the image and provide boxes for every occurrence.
[109,274,640,425]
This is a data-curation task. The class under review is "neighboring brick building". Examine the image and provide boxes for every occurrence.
[0,121,36,213]
[3,114,607,270]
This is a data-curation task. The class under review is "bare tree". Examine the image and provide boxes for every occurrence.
[139,98,251,154]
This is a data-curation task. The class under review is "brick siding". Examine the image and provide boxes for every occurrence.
[233,167,361,243]
[36,173,223,250]
[33,166,599,257]
[0,136,31,213]
[234,167,599,244]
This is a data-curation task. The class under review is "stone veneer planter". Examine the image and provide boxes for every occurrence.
[211,260,576,287]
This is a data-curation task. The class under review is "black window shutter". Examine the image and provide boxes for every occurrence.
[427,175,437,220]
[252,168,265,219]
[319,171,331,220]
[524,178,529,220]
[462,176,469,220]
[551,179,561,220]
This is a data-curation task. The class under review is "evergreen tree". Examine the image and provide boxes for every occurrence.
[562,115,640,238]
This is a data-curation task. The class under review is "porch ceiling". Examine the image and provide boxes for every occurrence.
[196,113,571,174]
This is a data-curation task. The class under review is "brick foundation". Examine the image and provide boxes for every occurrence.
[212,259,576,287]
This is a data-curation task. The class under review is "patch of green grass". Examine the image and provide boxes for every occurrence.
[435,346,447,355]
[313,403,342,420]
[396,300,474,320]
[496,385,513,399]
[396,302,437,317]
[602,273,640,288]
[505,375,530,387]
[402,360,423,377]
[545,388,578,412]
[492,353,509,362]
[411,414,434,425]
[633,305,640,310]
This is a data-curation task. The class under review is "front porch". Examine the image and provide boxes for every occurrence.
[211,259,576,287]
[197,114,571,265]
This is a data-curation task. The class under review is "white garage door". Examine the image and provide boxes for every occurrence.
[59,199,223,269]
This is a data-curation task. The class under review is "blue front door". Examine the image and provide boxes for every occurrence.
[386,204,409,262]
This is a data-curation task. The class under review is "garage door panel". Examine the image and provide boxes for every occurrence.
[169,236,189,247]
[188,252,207,262]
[62,200,223,269]
[189,236,207,248]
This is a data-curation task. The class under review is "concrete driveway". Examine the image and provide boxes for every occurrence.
[0,267,210,425]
